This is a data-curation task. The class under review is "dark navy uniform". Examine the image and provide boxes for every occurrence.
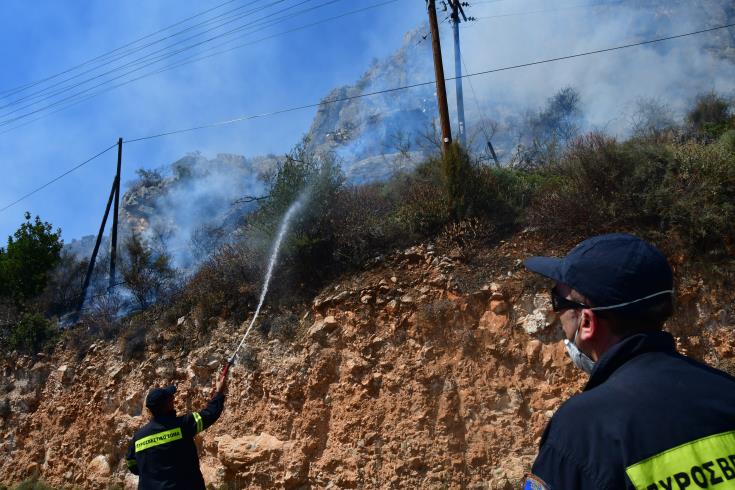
[527,331,735,489]
[125,392,225,489]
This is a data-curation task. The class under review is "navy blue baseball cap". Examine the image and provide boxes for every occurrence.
[524,234,673,310]
[145,385,176,409]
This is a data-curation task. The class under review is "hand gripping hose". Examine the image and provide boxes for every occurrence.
[211,355,234,399]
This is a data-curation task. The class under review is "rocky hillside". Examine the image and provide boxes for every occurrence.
[1,232,733,488]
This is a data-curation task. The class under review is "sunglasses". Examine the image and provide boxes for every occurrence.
[550,288,591,312]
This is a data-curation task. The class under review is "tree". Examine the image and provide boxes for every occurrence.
[630,97,676,139]
[121,233,176,310]
[687,92,733,139]
[0,212,62,308]
[515,87,584,167]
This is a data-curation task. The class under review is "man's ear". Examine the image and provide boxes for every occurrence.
[578,309,598,341]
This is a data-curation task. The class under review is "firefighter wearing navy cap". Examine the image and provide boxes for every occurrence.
[125,370,228,489]
[522,233,735,490]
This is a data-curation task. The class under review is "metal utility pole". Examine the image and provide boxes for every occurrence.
[426,0,452,154]
[449,0,468,146]
[109,137,122,290]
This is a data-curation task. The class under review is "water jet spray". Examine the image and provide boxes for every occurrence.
[214,195,306,391]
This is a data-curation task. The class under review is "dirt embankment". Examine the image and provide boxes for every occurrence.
[1,233,733,488]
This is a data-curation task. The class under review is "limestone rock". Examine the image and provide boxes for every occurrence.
[308,316,339,342]
[88,454,111,481]
[217,433,288,470]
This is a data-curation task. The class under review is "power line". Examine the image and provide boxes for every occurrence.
[0,0,400,135]
[418,0,621,46]
[0,0,337,126]
[0,0,250,99]
[0,143,118,213]
[125,23,734,143]
[3,22,733,211]
[472,0,624,21]
[0,0,280,110]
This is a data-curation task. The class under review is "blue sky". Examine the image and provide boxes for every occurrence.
[1,0,733,245]
[0,0,424,242]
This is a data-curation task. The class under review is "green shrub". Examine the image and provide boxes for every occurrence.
[658,140,735,251]
[687,92,733,139]
[441,143,474,218]
[182,242,260,322]
[468,166,547,227]
[719,130,735,154]
[526,133,671,232]
[388,159,451,236]
[6,313,58,354]
[0,213,62,308]
[248,137,345,296]
[121,233,177,310]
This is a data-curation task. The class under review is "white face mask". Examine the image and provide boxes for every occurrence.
[563,316,596,375]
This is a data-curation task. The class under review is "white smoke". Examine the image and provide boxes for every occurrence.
[119,0,735,268]
[455,0,735,141]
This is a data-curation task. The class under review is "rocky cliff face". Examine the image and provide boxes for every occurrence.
[304,27,437,182]
[1,232,733,488]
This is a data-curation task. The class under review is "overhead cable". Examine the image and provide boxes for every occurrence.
[4,21,733,210]
[0,0,399,135]
[0,0,337,126]
[0,0,250,99]
[473,0,624,21]
[0,142,118,213]
[126,23,735,143]
[0,0,281,110]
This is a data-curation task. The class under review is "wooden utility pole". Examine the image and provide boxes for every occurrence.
[426,0,452,154]
[77,177,118,315]
[76,138,123,316]
[109,137,122,290]
[449,0,468,146]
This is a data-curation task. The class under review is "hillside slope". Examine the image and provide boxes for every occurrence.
[1,232,733,488]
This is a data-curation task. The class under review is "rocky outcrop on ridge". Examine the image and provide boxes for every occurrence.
[1,232,733,488]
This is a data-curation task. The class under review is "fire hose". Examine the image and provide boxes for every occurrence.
[210,197,305,398]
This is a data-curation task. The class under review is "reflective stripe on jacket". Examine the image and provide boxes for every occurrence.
[125,392,225,490]
[529,331,735,489]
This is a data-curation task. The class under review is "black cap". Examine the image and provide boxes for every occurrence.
[145,385,176,409]
[524,233,673,310]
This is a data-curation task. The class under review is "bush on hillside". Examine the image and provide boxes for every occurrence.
[658,138,735,251]
[36,250,86,318]
[247,137,345,295]
[388,158,451,236]
[330,183,403,267]
[630,97,678,141]
[687,92,733,140]
[441,143,474,218]
[468,165,545,227]
[182,241,260,322]
[121,233,177,310]
[514,87,583,168]
[5,313,58,354]
[527,133,668,232]
[525,132,735,252]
